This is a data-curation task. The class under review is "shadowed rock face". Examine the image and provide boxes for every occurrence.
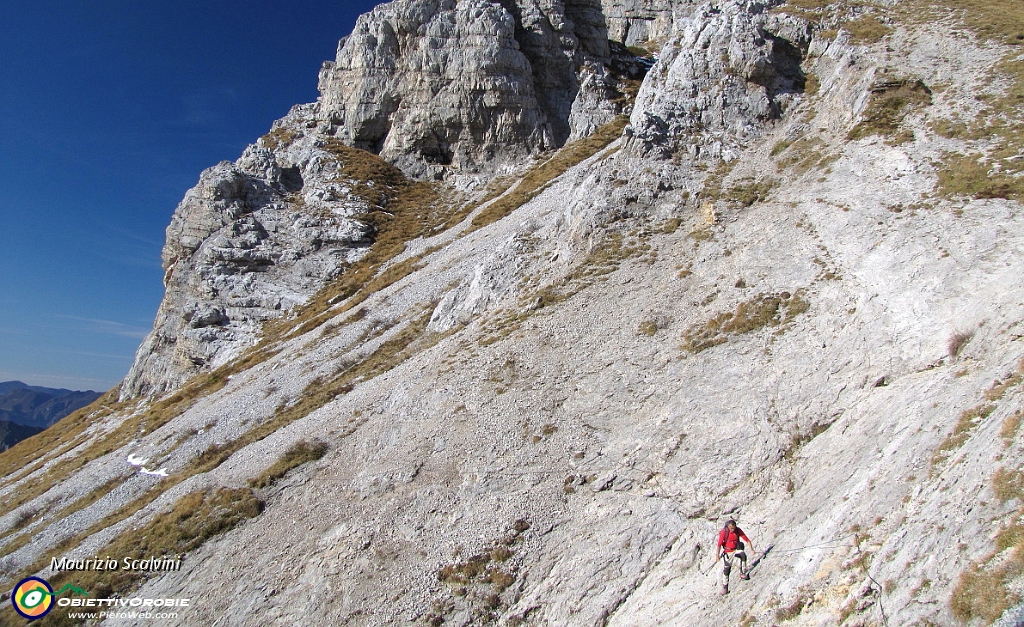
[316,0,619,176]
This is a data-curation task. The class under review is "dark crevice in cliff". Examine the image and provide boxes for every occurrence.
[494,0,612,148]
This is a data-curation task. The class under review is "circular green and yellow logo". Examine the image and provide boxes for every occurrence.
[11,577,53,620]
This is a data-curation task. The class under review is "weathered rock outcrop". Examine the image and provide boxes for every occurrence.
[316,0,630,176]
[628,1,810,160]
[121,107,376,398]
[601,0,685,47]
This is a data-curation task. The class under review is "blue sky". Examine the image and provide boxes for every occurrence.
[0,1,383,391]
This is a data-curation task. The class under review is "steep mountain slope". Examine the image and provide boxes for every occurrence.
[119,0,652,400]
[2,1,1024,626]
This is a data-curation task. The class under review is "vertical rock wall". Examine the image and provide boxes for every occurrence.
[315,0,630,177]
[601,0,686,47]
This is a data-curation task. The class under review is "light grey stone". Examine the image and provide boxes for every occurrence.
[7,3,1023,627]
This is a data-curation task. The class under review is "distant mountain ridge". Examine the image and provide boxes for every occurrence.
[0,381,102,430]
[0,420,43,453]
[0,380,72,396]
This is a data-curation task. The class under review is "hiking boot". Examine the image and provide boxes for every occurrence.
[719,586,729,595]
[740,573,750,580]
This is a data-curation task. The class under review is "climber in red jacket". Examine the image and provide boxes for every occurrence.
[716,519,754,595]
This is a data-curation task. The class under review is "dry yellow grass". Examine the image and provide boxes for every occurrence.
[681,291,810,353]
[249,440,328,488]
[261,143,445,343]
[848,79,932,143]
[774,0,890,44]
[187,307,438,480]
[951,516,1024,624]
[436,524,526,594]
[985,360,1024,401]
[993,468,1024,503]
[947,330,974,358]
[0,366,247,519]
[260,125,301,151]
[931,403,996,467]
[844,14,891,43]
[0,389,122,486]
[698,159,737,205]
[1001,410,1023,445]
[774,136,840,176]
[722,177,778,207]
[0,475,128,558]
[777,0,1024,195]
[928,0,1024,46]
[914,0,1024,201]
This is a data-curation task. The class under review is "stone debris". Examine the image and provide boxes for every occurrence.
[3,1,1024,626]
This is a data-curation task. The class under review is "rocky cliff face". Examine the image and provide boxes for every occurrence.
[6,1,1024,626]
[628,1,809,160]
[123,0,653,399]
[602,0,684,47]
[120,105,378,398]
[317,0,625,176]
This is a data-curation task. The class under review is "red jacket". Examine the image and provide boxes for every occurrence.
[717,526,750,553]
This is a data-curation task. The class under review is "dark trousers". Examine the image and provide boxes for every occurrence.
[721,550,747,588]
